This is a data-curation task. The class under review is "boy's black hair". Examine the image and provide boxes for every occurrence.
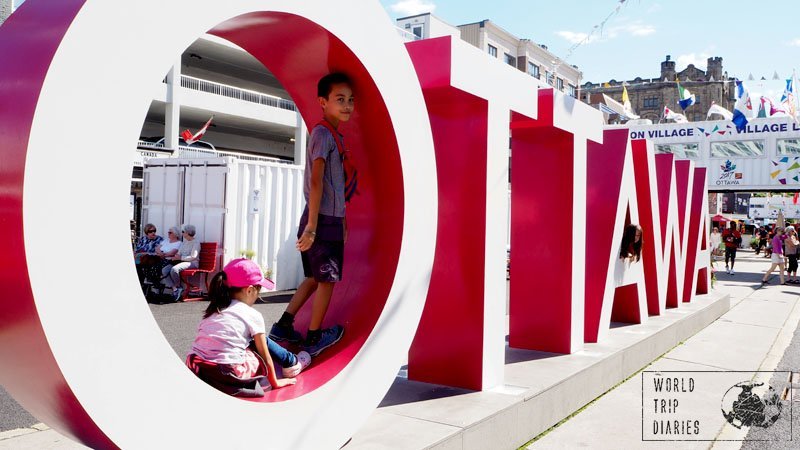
[317,72,352,98]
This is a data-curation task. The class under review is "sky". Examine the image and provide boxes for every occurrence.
[379,0,800,87]
[10,0,798,99]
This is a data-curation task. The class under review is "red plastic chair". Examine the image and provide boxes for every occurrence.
[180,242,218,302]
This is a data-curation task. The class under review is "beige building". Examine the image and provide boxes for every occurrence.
[582,55,735,123]
[397,14,581,97]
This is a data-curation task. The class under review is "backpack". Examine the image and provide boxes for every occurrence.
[317,121,359,202]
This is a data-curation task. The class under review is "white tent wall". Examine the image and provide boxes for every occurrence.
[184,162,227,249]
[225,159,305,290]
[141,164,184,235]
[142,157,305,291]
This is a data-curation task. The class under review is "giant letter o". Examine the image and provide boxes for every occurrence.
[0,1,437,448]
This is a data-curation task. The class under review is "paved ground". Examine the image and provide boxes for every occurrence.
[718,248,800,448]
[0,292,291,433]
[0,386,34,432]
[741,313,800,447]
[529,249,800,449]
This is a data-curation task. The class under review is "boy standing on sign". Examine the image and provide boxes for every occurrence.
[270,73,357,357]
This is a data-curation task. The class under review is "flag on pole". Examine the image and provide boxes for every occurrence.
[757,97,768,118]
[760,96,787,117]
[181,116,214,145]
[792,70,799,121]
[664,106,688,123]
[706,102,733,120]
[780,71,799,121]
[621,86,639,119]
[677,81,696,110]
[602,93,638,120]
[732,80,753,132]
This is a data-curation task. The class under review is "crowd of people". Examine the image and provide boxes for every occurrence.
[133,223,201,302]
[709,221,800,285]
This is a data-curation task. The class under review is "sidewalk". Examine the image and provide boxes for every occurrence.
[529,249,800,449]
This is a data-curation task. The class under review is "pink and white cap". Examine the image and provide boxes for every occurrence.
[223,258,273,289]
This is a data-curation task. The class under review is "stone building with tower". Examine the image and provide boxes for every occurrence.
[582,55,736,123]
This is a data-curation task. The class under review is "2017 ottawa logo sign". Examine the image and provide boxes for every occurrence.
[717,160,742,186]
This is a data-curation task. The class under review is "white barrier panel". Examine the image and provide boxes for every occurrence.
[143,157,306,290]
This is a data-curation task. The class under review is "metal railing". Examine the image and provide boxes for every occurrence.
[396,27,422,42]
[177,75,297,112]
[137,140,170,151]
[136,141,294,166]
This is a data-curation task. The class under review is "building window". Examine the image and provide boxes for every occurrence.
[710,140,765,158]
[527,62,540,79]
[557,78,564,91]
[504,53,516,66]
[567,84,576,97]
[412,27,423,38]
[655,143,700,160]
[778,138,800,155]
[642,96,659,109]
[546,71,554,86]
[488,45,497,58]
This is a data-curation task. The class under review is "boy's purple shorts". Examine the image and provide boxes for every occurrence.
[298,210,345,283]
[301,240,345,283]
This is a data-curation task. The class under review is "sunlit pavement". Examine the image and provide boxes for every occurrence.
[530,248,800,449]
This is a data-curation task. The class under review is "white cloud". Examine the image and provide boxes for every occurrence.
[676,53,710,70]
[604,22,656,38]
[647,3,663,14]
[625,23,656,36]
[790,39,800,47]
[389,0,436,16]
[555,31,592,45]
[555,21,654,45]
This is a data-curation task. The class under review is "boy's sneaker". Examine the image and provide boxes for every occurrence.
[725,267,730,274]
[283,351,311,378]
[730,269,735,275]
[269,323,303,344]
[304,325,344,357]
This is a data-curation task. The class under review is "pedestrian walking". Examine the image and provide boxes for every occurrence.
[710,227,722,259]
[722,221,741,275]
[762,227,787,285]
[756,226,768,255]
[785,226,799,284]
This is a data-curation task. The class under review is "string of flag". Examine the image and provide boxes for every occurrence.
[562,0,631,63]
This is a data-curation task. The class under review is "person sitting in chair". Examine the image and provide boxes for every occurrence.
[142,226,182,296]
[155,226,182,260]
[134,224,163,285]
[162,224,201,301]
